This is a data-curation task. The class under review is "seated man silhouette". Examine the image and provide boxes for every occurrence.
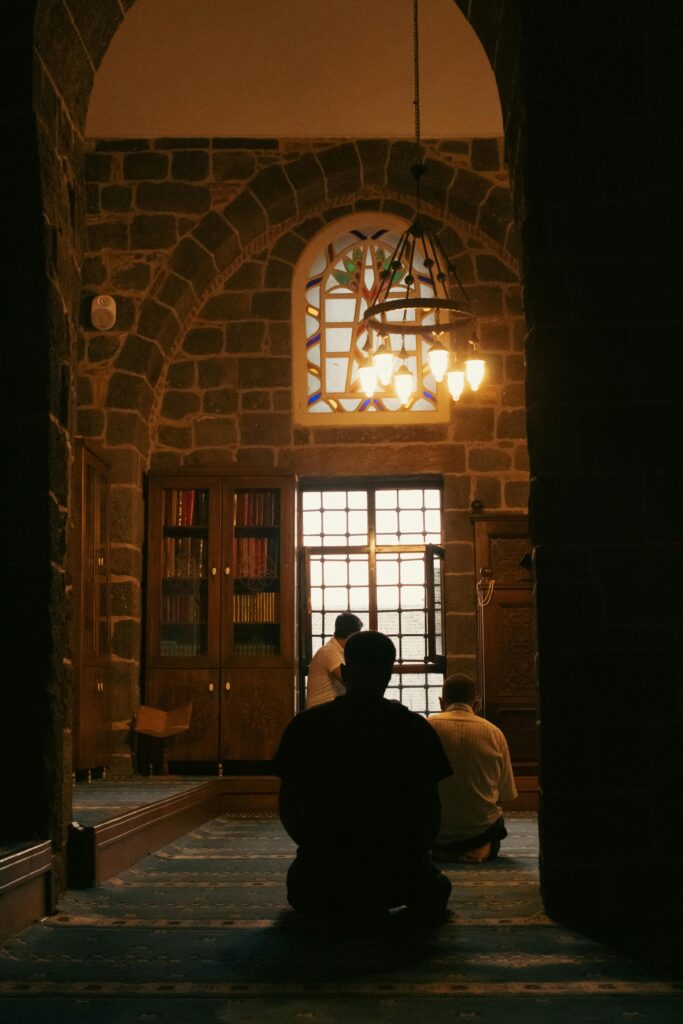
[428,675,517,863]
[272,630,453,924]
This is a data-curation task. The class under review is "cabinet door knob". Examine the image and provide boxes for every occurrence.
[225,680,231,692]
[208,682,214,693]
[224,566,231,576]
[211,566,217,577]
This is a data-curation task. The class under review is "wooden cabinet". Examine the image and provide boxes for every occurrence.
[473,514,538,777]
[71,439,112,774]
[145,471,296,768]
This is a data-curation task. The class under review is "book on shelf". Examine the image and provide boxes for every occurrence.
[234,535,279,578]
[233,591,280,623]
[235,489,279,527]
[164,488,208,527]
[163,536,207,578]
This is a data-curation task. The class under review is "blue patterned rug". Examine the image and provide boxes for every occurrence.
[2,813,682,1022]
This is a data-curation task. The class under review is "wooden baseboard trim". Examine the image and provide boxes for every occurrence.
[0,841,52,942]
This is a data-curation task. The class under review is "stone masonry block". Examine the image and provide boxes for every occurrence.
[85,151,112,183]
[204,388,237,414]
[106,372,154,416]
[237,357,291,389]
[505,480,530,509]
[476,255,518,283]
[226,322,266,353]
[452,406,495,442]
[160,391,201,420]
[193,210,237,259]
[81,256,107,286]
[123,151,169,180]
[158,424,193,449]
[111,580,139,617]
[194,417,237,447]
[76,408,105,436]
[318,143,362,197]
[357,139,390,187]
[112,262,151,291]
[87,221,128,250]
[497,408,528,440]
[167,361,196,388]
[471,138,501,172]
[131,214,177,249]
[170,237,217,291]
[137,299,181,351]
[468,285,504,316]
[241,391,270,410]
[101,185,132,212]
[137,181,211,214]
[223,190,268,247]
[473,476,501,509]
[240,412,290,446]
[212,151,256,181]
[468,447,512,472]
[106,410,148,449]
[251,290,290,320]
[265,259,293,288]
[448,168,491,224]
[115,334,164,384]
[224,261,263,290]
[250,164,297,226]
[172,150,209,181]
[443,474,472,509]
[445,542,475,573]
[110,485,144,547]
[444,509,477,542]
[201,292,251,321]
[284,153,326,209]
[197,357,237,389]
[183,327,224,355]
[111,618,141,661]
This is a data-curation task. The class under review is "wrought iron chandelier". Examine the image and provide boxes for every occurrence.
[359,0,485,406]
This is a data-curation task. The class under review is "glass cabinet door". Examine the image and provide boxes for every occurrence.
[159,486,211,658]
[230,487,282,658]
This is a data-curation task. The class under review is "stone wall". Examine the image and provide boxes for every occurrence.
[76,135,528,772]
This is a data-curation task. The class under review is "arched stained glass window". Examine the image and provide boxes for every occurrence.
[293,214,450,425]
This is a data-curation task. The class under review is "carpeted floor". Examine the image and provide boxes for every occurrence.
[1,813,683,1022]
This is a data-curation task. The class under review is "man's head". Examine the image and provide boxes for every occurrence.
[341,630,396,698]
[334,612,363,641]
[441,674,479,711]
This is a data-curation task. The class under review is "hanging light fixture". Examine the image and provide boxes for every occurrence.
[361,0,484,404]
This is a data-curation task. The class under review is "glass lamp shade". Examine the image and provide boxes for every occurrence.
[427,341,449,383]
[394,365,414,406]
[373,340,395,386]
[465,358,486,391]
[358,361,377,398]
[447,368,466,401]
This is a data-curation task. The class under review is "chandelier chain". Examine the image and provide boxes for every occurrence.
[413,0,421,157]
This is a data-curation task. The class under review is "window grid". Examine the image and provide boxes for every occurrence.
[302,483,443,716]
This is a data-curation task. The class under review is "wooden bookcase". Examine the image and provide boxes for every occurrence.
[144,470,296,769]
[71,439,112,775]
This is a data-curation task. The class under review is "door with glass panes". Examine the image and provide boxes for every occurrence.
[298,480,445,715]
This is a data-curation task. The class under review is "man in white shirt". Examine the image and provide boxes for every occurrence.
[428,675,517,862]
[305,613,363,708]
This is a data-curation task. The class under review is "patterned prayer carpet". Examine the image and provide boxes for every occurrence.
[2,813,683,1022]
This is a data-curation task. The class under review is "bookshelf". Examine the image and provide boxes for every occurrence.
[71,439,112,777]
[145,471,295,768]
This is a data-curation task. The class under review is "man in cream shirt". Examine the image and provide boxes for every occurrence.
[305,613,363,708]
[428,674,517,862]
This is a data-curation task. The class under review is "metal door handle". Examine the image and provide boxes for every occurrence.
[224,566,231,576]
[225,681,231,692]
[208,682,214,693]
[211,566,217,577]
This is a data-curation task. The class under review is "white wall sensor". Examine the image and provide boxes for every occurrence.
[91,294,117,331]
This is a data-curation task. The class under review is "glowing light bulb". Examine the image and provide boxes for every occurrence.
[359,361,377,398]
[447,369,465,401]
[373,339,394,386]
[394,365,414,406]
[465,358,485,391]
[427,341,449,383]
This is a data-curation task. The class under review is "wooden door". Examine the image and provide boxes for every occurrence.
[473,515,538,776]
[220,667,294,762]
[145,668,220,762]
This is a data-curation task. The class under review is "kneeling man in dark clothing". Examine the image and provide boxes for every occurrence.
[272,630,453,924]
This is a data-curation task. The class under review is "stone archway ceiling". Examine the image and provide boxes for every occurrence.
[86,0,503,139]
